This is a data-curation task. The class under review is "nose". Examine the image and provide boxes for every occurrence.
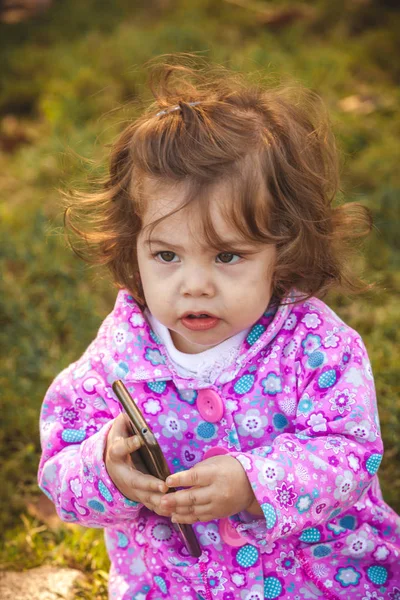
[180,265,216,298]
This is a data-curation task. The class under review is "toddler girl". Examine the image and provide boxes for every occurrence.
[38,57,400,600]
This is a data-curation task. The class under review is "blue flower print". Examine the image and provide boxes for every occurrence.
[261,503,277,530]
[334,566,361,588]
[42,463,57,484]
[251,446,273,458]
[297,393,314,415]
[367,565,388,586]
[264,574,284,599]
[178,389,198,405]
[342,530,374,559]
[144,347,166,366]
[149,329,162,344]
[112,322,133,354]
[223,424,240,449]
[316,368,338,390]
[299,528,321,543]
[147,380,167,394]
[365,453,383,475]
[326,521,347,536]
[195,421,218,442]
[235,408,267,439]
[233,374,255,395]
[129,555,147,576]
[306,350,327,369]
[295,494,313,514]
[154,575,168,594]
[197,523,223,551]
[246,323,266,346]
[60,508,78,522]
[206,568,228,595]
[282,313,297,330]
[61,428,86,443]
[301,334,321,356]
[158,411,187,440]
[172,457,182,469]
[329,388,356,415]
[240,584,264,600]
[235,545,260,568]
[255,458,285,490]
[302,312,322,330]
[103,356,130,383]
[275,550,300,576]
[128,311,145,328]
[261,373,282,395]
[61,407,79,425]
[273,413,288,430]
[132,585,151,600]
[87,498,105,513]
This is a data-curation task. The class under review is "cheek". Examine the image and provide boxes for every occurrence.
[139,267,163,295]
[237,261,274,290]
[227,270,272,311]
[138,264,176,311]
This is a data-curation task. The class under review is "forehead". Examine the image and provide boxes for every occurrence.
[140,177,243,242]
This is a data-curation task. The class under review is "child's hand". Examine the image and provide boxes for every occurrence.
[160,455,261,524]
[105,413,169,516]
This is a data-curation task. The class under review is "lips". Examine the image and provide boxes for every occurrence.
[180,312,220,331]
[181,311,218,319]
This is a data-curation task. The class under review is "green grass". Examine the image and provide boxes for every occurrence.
[1,0,399,596]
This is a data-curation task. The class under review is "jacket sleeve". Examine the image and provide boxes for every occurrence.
[228,330,383,548]
[38,320,144,528]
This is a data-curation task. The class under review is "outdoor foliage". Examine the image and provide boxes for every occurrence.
[1,0,399,596]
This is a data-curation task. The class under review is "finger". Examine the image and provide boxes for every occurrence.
[171,501,213,517]
[140,490,171,513]
[129,468,169,494]
[166,465,207,489]
[171,509,214,525]
[108,434,142,461]
[112,412,136,438]
[160,486,210,510]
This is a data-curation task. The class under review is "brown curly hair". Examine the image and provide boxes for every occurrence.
[63,54,372,307]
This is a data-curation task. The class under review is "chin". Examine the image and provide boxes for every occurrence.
[185,330,228,345]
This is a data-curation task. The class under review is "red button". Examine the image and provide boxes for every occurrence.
[203,446,229,460]
[218,517,247,547]
[196,389,224,423]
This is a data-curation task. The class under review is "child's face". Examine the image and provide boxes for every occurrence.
[136,180,276,354]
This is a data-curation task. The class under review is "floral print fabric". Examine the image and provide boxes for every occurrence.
[38,290,400,600]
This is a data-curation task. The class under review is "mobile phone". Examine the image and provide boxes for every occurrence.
[112,379,202,558]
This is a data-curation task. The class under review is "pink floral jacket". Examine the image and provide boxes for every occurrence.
[38,289,400,600]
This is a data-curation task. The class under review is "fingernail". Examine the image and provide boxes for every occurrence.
[171,516,176,523]
[166,477,173,486]
[159,483,166,492]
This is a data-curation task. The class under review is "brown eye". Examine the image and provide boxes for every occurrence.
[157,251,177,263]
[217,252,240,264]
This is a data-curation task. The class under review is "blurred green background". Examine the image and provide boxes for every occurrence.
[0,0,399,597]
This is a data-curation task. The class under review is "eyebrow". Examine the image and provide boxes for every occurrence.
[145,239,185,251]
[145,238,255,251]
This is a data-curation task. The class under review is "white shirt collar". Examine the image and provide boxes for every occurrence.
[144,309,251,384]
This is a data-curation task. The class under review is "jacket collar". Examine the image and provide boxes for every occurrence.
[109,289,295,390]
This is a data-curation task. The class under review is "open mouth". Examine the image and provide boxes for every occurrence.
[181,313,220,331]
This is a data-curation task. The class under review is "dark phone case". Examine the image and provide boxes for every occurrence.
[112,380,202,558]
